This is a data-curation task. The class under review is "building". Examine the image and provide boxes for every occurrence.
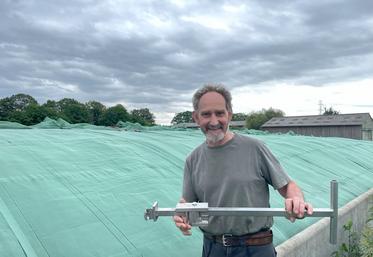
[261,113,373,140]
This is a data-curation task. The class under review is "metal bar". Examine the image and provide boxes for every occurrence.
[207,207,333,217]
[330,180,338,244]
[156,208,176,216]
[154,207,333,217]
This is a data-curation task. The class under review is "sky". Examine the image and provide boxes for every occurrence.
[1,0,373,124]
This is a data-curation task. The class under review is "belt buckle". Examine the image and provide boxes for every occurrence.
[222,234,233,247]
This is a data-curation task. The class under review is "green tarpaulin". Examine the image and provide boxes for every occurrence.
[0,119,372,257]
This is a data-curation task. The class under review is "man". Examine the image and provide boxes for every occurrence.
[173,84,313,257]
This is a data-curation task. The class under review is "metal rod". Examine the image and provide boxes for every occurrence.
[330,180,338,244]
[154,207,333,217]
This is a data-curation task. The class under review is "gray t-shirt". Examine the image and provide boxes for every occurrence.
[182,133,290,235]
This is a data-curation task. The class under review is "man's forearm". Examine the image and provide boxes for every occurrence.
[278,180,313,222]
[278,180,304,200]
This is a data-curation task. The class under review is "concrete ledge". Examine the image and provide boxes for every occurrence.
[276,187,373,257]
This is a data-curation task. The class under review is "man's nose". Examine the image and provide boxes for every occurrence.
[209,114,219,125]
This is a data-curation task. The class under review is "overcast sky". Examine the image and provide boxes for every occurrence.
[1,0,373,124]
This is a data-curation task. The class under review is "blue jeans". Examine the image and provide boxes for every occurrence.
[202,236,277,257]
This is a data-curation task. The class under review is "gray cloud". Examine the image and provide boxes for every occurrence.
[1,0,373,122]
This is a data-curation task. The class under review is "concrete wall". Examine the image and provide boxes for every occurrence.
[276,188,373,257]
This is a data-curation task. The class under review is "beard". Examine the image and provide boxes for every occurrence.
[205,131,225,144]
[203,123,228,144]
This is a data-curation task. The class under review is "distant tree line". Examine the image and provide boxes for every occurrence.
[171,108,285,129]
[0,93,155,126]
[245,108,285,129]
[323,106,340,115]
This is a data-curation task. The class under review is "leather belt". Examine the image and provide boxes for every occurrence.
[204,230,273,247]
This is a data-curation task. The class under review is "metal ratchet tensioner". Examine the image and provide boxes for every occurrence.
[144,180,338,244]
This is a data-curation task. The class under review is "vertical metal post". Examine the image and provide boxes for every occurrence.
[330,180,338,244]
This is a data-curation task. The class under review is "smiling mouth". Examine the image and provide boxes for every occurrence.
[207,129,222,134]
[208,128,221,131]
[207,124,223,130]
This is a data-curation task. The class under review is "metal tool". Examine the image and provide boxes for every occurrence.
[145,180,338,244]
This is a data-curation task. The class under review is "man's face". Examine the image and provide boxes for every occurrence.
[193,92,232,146]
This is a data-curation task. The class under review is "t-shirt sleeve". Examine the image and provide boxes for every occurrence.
[182,157,198,202]
[258,142,291,190]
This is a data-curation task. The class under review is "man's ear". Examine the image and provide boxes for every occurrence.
[228,111,233,122]
[192,111,199,124]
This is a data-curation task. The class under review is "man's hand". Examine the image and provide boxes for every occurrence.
[285,196,313,222]
[278,181,313,222]
[173,198,192,235]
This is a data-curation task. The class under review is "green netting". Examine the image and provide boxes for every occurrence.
[0,121,31,129]
[30,117,69,129]
[0,126,372,257]
[0,117,191,131]
[116,121,146,131]
[30,117,113,130]
[116,121,192,132]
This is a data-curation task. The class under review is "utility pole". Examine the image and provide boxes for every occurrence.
[318,100,323,115]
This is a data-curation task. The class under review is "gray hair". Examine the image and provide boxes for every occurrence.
[192,84,232,112]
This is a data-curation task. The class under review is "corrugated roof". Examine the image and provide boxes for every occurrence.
[262,113,373,127]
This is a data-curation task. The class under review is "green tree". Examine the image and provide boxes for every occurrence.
[232,113,248,121]
[0,97,12,120]
[8,93,38,111]
[171,111,193,125]
[1,94,160,127]
[40,101,60,120]
[86,101,106,125]
[100,104,130,126]
[246,108,285,130]
[42,100,60,113]
[0,93,38,121]
[323,107,340,115]
[130,108,155,126]
[8,104,55,125]
[7,110,27,124]
[57,98,90,123]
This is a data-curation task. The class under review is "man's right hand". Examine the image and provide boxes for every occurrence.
[173,198,192,236]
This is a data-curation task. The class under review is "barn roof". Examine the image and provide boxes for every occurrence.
[262,113,373,127]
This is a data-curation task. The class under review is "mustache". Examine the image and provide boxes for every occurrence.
[207,124,223,130]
